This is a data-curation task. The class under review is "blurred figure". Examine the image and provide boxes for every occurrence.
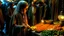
[6,2,14,34]
[27,0,37,26]
[2,2,8,21]
[41,0,47,19]
[10,1,30,36]
[44,0,52,20]
[35,1,44,24]
[0,1,4,35]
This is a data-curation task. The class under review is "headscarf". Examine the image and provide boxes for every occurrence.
[13,1,28,15]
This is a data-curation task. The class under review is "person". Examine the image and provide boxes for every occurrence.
[6,2,15,34]
[0,1,4,35]
[27,0,38,26]
[9,1,30,36]
[35,1,45,24]
[44,0,52,20]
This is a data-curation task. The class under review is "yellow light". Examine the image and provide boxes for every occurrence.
[41,20,44,23]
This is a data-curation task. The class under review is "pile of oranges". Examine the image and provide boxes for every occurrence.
[31,23,61,32]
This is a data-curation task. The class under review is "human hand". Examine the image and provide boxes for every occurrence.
[26,24,30,28]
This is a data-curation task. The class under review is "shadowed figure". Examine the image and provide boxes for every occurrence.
[9,1,30,36]
[0,1,4,35]
[6,2,15,34]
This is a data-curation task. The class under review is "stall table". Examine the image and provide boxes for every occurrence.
[30,23,64,36]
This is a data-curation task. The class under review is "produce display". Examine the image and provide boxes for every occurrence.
[30,23,64,36]
[30,23,62,32]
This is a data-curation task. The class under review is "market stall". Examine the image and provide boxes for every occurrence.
[30,21,64,36]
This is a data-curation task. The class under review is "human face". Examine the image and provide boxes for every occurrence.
[23,6,28,14]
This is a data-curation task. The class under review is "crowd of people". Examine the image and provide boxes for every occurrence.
[0,0,53,36]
